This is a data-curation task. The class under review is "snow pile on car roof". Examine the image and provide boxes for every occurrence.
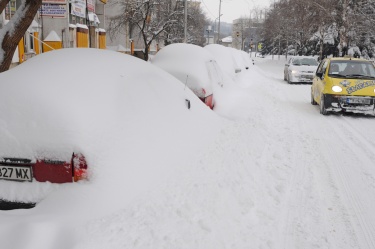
[151,43,216,97]
[205,44,252,80]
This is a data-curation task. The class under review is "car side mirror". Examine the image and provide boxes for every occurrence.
[316,72,323,78]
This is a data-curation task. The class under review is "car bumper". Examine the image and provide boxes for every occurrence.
[289,74,314,83]
[324,94,375,114]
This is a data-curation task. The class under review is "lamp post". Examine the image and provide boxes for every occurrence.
[184,0,187,43]
[217,0,222,44]
[214,14,222,44]
[206,25,212,45]
[299,31,303,56]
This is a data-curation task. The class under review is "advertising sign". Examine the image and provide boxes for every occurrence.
[71,0,86,18]
[42,0,67,3]
[87,0,95,12]
[40,4,67,18]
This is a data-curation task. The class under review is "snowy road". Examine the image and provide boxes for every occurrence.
[75,57,375,249]
[213,57,375,249]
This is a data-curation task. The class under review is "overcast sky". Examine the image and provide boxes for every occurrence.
[200,0,272,23]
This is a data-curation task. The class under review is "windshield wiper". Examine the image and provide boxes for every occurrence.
[345,74,373,79]
[328,74,348,78]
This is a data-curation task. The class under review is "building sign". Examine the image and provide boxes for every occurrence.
[5,0,16,20]
[71,0,86,18]
[87,0,95,12]
[42,0,67,3]
[40,4,67,18]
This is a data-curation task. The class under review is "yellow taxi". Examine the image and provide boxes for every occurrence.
[311,57,375,115]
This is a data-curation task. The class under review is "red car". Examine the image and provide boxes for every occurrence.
[0,153,87,210]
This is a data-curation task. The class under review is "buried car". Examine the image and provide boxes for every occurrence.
[284,56,318,84]
[311,57,375,115]
[152,43,224,109]
[0,47,215,214]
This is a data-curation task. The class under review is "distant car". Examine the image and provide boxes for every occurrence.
[284,56,318,84]
[152,43,224,109]
[311,57,375,115]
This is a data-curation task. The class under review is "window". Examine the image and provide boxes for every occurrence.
[328,60,375,78]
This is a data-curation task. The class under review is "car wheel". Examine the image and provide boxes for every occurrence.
[311,90,317,105]
[320,94,328,115]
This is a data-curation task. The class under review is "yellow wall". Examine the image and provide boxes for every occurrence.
[77,28,89,48]
[18,38,25,63]
[43,41,62,53]
[99,32,106,49]
[34,32,40,55]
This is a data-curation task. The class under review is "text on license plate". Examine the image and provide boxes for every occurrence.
[345,98,371,104]
[0,165,33,182]
[301,75,313,79]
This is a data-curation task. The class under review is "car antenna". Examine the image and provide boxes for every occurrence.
[184,75,189,90]
[184,75,191,109]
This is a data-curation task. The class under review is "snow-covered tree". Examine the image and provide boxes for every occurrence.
[108,0,207,61]
[261,0,375,58]
[0,0,42,72]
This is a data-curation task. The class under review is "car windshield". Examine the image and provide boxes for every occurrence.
[328,60,375,79]
[292,58,318,66]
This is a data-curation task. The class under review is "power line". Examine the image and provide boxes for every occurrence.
[201,0,216,18]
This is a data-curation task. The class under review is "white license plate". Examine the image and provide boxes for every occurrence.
[0,165,33,182]
[346,98,371,104]
[301,75,313,79]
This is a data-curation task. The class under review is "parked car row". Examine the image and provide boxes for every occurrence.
[151,43,252,109]
[0,44,251,210]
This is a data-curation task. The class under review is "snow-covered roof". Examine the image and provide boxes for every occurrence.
[76,23,88,29]
[107,45,128,52]
[221,36,232,43]
[43,30,61,42]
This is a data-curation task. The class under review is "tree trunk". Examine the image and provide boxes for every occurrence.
[0,0,10,14]
[0,0,43,73]
[339,0,348,56]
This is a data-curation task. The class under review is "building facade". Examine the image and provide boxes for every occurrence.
[232,17,263,52]
[0,0,107,68]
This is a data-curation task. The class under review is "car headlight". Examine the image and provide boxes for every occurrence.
[290,70,299,74]
[332,86,343,93]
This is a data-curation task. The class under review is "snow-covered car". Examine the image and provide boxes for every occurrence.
[284,56,318,84]
[152,43,225,109]
[0,48,216,213]
[311,57,375,115]
[204,44,251,81]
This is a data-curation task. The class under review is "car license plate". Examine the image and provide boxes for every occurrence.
[0,165,33,182]
[346,98,371,104]
[301,75,313,79]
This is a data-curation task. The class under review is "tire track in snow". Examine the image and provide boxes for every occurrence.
[254,62,365,249]
[322,116,375,249]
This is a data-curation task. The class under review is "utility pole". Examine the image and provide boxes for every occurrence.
[184,0,187,43]
[217,0,222,44]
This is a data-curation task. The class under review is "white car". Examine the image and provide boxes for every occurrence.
[284,56,318,84]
